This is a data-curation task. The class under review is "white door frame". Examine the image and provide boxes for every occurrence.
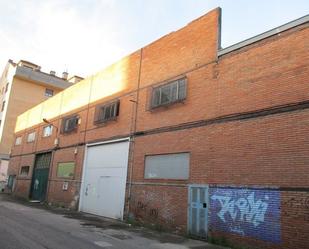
[78,137,130,218]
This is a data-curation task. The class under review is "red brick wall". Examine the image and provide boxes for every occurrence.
[139,8,220,88]
[46,146,85,208]
[7,8,309,249]
[10,154,35,198]
[129,184,188,233]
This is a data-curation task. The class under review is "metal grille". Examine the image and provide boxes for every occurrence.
[34,153,51,169]
[151,78,187,108]
[62,115,79,133]
[94,100,120,124]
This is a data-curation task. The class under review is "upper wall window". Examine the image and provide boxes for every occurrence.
[151,78,187,108]
[144,152,190,179]
[43,125,53,137]
[15,136,22,145]
[1,101,5,112]
[20,166,30,176]
[5,83,9,93]
[27,132,36,143]
[61,115,79,133]
[94,100,120,124]
[45,88,54,97]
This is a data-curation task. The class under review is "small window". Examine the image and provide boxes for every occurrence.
[94,100,120,124]
[5,83,9,93]
[20,166,30,176]
[45,88,54,97]
[43,125,53,137]
[1,101,5,112]
[57,162,75,178]
[15,136,22,145]
[27,132,36,143]
[61,115,79,133]
[144,153,190,179]
[151,78,187,108]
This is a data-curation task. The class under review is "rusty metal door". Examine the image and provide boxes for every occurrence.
[188,185,209,238]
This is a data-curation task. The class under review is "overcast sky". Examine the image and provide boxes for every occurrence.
[0,0,308,78]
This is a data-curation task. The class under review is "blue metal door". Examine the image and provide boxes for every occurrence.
[188,185,209,237]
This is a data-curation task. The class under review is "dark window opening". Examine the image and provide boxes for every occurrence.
[5,83,9,93]
[151,78,187,108]
[61,115,79,133]
[1,101,5,112]
[20,166,30,176]
[94,100,120,124]
[45,88,54,97]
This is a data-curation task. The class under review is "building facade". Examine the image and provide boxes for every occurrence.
[0,60,74,189]
[8,8,309,249]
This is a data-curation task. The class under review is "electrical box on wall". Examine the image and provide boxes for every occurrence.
[62,181,69,191]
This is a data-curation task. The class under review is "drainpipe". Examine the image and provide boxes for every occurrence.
[126,48,143,217]
[42,118,59,204]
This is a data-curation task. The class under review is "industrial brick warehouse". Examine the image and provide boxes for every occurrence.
[7,8,309,249]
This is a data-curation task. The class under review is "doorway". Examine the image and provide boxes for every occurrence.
[30,152,52,201]
[188,185,209,238]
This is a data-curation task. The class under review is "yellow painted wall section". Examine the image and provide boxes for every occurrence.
[60,77,92,115]
[41,92,63,120]
[15,112,28,133]
[27,104,43,129]
[14,52,136,132]
[90,56,131,103]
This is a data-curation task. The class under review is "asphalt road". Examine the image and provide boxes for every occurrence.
[0,194,227,249]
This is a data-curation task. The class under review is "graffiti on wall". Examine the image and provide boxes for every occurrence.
[136,201,159,219]
[210,187,281,243]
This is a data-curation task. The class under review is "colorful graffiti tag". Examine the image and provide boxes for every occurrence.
[209,187,281,243]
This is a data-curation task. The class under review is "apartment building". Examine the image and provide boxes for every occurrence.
[8,8,309,249]
[0,60,77,189]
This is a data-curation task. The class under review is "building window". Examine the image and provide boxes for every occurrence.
[151,78,187,108]
[61,115,79,133]
[1,101,5,112]
[43,125,53,137]
[94,100,120,124]
[57,162,75,178]
[15,136,22,145]
[45,88,54,97]
[5,83,9,93]
[144,152,190,179]
[20,166,30,176]
[27,132,36,143]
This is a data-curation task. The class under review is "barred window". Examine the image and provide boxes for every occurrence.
[61,115,79,133]
[151,78,187,108]
[94,100,120,124]
[20,166,30,176]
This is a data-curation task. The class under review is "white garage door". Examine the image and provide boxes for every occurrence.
[79,139,130,219]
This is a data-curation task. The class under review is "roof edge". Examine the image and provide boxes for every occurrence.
[218,14,309,56]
